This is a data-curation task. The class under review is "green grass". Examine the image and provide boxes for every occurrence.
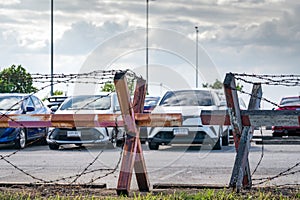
[0,188,299,200]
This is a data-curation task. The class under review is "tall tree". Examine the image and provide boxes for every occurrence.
[0,65,37,93]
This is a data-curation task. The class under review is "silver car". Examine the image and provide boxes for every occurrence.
[47,92,124,150]
[147,89,224,150]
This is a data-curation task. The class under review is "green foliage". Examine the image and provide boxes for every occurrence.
[202,79,223,89]
[0,64,37,93]
[236,83,244,91]
[0,188,296,200]
[53,90,64,96]
[210,79,223,89]
[203,79,244,91]
[202,83,209,88]
[101,76,135,95]
[101,82,115,92]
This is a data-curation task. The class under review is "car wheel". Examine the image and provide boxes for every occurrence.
[49,143,60,150]
[39,136,48,145]
[148,141,159,150]
[212,137,222,150]
[14,129,27,149]
[272,132,282,137]
[222,131,229,146]
[107,140,117,149]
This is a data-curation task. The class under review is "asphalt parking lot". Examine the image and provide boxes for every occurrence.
[0,129,299,189]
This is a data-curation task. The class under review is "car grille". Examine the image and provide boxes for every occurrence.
[155,131,206,140]
[51,128,104,141]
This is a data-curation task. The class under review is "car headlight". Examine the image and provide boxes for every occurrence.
[99,133,104,139]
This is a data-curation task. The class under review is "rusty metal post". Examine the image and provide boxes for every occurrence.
[114,72,149,196]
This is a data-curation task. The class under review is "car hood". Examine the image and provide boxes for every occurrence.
[0,110,21,115]
[152,105,216,116]
[55,109,117,114]
[152,106,218,126]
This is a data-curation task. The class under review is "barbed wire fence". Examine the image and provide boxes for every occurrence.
[0,71,299,191]
[0,69,139,186]
[229,73,300,188]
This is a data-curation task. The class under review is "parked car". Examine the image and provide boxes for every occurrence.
[140,96,160,144]
[47,92,125,150]
[143,96,160,113]
[0,93,51,149]
[272,96,300,137]
[45,95,68,113]
[147,89,224,150]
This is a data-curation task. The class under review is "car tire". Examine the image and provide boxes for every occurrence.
[39,136,48,145]
[222,132,229,146]
[107,140,117,149]
[148,141,159,150]
[40,128,49,145]
[14,129,27,149]
[212,137,221,150]
[49,143,60,150]
[272,132,282,137]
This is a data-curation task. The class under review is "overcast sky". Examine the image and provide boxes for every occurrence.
[0,0,299,108]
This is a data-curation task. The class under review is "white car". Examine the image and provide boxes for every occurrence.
[147,89,224,150]
[47,92,124,150]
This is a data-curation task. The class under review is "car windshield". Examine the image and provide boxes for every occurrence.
[0,96,23,111]
[280,97,300,106]
[60,95,111,110]
[160,90,214,106]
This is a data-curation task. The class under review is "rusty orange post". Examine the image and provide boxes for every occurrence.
[114,71,150,196]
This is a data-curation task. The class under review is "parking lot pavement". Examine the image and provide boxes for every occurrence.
[0,130,299,189]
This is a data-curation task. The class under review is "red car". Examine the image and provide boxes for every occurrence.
[272,96,300,137]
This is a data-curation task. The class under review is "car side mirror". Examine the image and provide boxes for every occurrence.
[50,106,58,113]
[26,106,35,112]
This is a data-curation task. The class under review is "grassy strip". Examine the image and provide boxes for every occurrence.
[0,188,299,200]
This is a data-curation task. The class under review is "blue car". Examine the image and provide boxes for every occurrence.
[0,93,51,149]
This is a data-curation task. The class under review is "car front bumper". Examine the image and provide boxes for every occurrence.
[47,127,110,145]
[148,126,220,145]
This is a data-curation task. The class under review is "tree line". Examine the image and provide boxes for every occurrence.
[0,64,243,95]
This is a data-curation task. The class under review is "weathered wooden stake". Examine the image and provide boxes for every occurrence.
[114,72,150,196]
[224,74,262,191]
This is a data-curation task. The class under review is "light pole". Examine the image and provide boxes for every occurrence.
[195,26,199,88]
[146,0,155,93]
[50,0,54,95]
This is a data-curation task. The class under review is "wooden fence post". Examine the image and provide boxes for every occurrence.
[224,74,262,191]
[114,72,150,196]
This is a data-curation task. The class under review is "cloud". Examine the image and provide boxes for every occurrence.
[0,0,20,6]
[55,20,129,55]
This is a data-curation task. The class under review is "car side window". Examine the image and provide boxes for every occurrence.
[32,96,43,109]
[24,96,34,108]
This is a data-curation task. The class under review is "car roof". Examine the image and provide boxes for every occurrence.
[67,92,113,97]
[0,93,31,97]
[280,96,300,105]
[281,96,300,100]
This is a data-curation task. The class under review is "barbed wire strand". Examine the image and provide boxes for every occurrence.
[251,126,264,176]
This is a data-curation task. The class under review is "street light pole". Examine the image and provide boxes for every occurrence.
[50,0,54,95]
[146,0,155,93]
[146,0,149,91]
[195,26,199,88]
